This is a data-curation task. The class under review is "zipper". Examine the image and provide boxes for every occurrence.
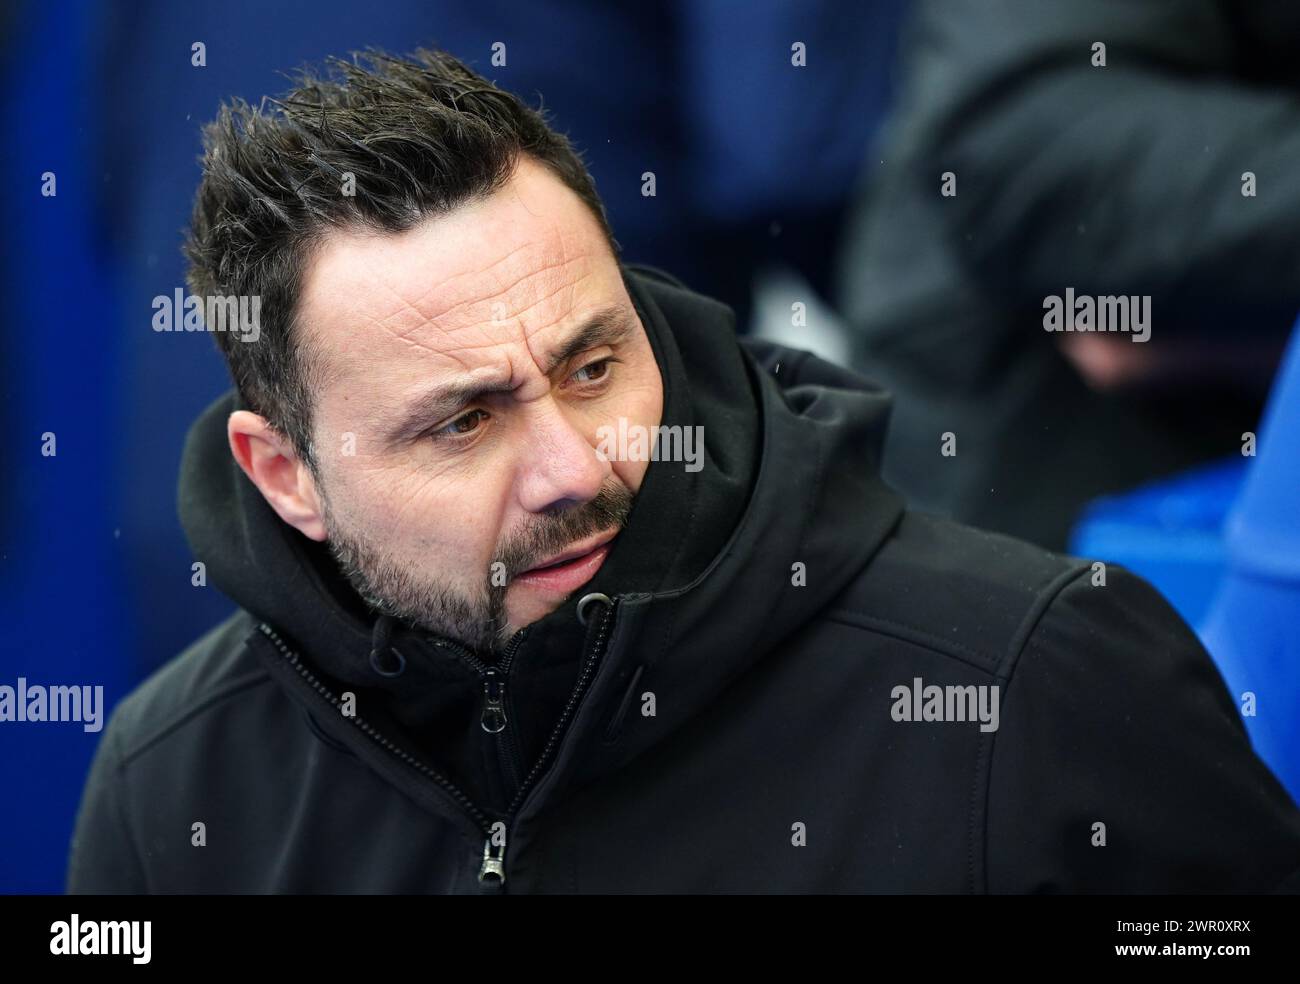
[507,598,616,817]
[481,670,523,797]
[257,623,510,889]
[444,629,529,801]
[256,600,618,892]
[259,623,511,893]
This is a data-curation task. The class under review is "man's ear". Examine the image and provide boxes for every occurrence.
[227,410,327,542]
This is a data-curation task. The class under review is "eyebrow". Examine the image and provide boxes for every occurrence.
[380,303,637,447]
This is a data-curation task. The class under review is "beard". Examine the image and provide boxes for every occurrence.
[320,478,634,656]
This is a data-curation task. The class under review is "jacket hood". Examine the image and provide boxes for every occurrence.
[178,263,904,805]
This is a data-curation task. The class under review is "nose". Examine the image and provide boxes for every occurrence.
[515,399,611,514]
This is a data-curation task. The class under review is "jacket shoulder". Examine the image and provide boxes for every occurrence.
[826,509,1092,673]
[111,609,272,761]
[68,609,278,893]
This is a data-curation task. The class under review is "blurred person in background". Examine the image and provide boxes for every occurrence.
[834,0,1300,550]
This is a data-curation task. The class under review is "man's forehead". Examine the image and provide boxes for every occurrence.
[297,158,617,375]
[301,228,606,372]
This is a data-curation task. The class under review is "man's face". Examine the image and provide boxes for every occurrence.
[294,156,662,653]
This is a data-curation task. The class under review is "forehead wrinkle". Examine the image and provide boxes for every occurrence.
[414,246,593,349]
[440,205,595,323]
[320,228,529,351]
[301,254,442,392]
[372,242,536,344]
[387,322,514,366]
[378,251,591,375]
[362,265,455,343]
[332,202,595,352]
[489,245,593,342]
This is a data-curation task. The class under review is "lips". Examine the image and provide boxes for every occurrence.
[513,530,617,594]
[526,552,587,572]
[521,530,618,575]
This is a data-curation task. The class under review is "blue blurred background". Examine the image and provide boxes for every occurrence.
[3,0,1298,892]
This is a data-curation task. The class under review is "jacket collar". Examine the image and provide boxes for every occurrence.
[178,264,904,811]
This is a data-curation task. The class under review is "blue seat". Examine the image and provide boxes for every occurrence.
[1199,318,1300,805]
[1072,315,1300,805]
[1071,458,1244,627]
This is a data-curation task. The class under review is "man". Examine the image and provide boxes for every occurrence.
[68,48,1300,893]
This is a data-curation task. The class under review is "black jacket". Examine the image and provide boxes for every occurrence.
[68,265,1300,893]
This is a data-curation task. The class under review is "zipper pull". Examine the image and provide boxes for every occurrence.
[479,831,506,888]
[481,669,507,734]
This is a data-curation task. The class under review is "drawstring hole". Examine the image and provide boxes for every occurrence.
[576,592,612,627]
[369,646,406,677]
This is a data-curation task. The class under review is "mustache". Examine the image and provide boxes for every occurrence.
[495,481,635,580]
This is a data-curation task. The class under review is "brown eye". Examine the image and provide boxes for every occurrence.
[434,409,488,441]
[573,358,611,384]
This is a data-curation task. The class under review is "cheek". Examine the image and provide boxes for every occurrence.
[338,457,514,564]
[604,355,663,424]
[598,359,663,492]
[615,456,650,494]
[628,350,665,429]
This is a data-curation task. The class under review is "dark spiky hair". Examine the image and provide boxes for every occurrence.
[183,46,617,468]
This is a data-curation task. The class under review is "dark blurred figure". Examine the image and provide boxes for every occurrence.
[834,0,1300,549]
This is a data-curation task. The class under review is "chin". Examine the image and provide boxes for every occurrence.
[504,594,561,632]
